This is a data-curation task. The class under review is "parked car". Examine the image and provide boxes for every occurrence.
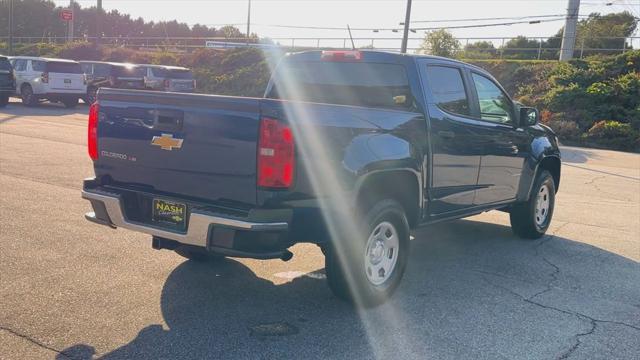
[0,55,15,108]
[82,50,561,306]
[80,61,146,104]
[139,65,196,92]
[10,56,86,108]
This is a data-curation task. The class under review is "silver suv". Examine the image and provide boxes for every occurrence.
[140,65,195,93]
[10,56,86,108]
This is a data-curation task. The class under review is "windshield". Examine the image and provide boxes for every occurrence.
[267,61,414,111]
[46,61,82,74]
[113,65,145,77]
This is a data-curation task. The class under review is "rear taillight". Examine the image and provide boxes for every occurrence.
[320,50,362,62]
[163,79,171,90]
[257,117,294,188]
[88,102,99,160]
[41,72,49,83]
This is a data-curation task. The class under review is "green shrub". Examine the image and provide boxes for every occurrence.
[585,120,640,151]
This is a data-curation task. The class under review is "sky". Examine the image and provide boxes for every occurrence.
[54,0,640,50]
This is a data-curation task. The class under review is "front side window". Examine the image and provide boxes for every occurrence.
[471,73,513,124]
[425,66,471,116]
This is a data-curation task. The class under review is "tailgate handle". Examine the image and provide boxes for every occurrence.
[153,109,184,131]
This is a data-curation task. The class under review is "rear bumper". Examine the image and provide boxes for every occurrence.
[82,179,292,259]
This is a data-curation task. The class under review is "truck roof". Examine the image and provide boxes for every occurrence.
[287,50,486,72]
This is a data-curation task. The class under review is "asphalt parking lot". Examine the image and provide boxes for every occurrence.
[1,100,639,360]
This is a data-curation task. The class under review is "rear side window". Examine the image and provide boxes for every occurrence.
[425,66,470,116]
[151,67,168,77]
[13,59,26,71]
[93,64,110,77]
[46,62,82,74]
[167,69,193,79]
[0,58,11,71]
[268,62,415,111]
[81,63,92,74]
[113,66,144,77]
[32,61,46,71]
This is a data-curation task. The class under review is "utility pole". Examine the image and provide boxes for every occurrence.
[96,0,102,46]
[8,0,14,55]
[68,0,75,43]
[559,0,580,61]
[400,0,412,53]
[246,0,251,43]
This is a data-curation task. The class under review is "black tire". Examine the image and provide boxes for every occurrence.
[174,246,224,262]
[62,97,79,108]
[510,170,556,239]
[324,199,410,307]
[0,95,8,108]
[21,84,37,107]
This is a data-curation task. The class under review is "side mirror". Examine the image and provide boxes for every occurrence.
[519,107,539,127]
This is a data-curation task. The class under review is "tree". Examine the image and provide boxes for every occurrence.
[546,11,638,58]
[461,40,496,59]
[419,29,460,58]
[577,12,638,55]
[502,36,542,59]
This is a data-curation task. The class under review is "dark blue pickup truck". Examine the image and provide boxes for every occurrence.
[82,50,560,306]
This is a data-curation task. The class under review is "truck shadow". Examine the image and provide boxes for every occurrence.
[57,219,640,359]
[0,99,88,124]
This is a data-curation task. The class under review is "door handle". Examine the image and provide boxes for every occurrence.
[438,130,455,139]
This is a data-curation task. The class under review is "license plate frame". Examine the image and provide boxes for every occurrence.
[152,198,187,230]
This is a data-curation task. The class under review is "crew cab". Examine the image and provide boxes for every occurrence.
[10,56,86,108]
[139,65,196,93]
[80,61,146,104]
[82,50,561,306]
[0,55,15,108]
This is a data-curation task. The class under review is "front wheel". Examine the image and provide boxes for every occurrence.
[325,199,410,307]
[0,95,8,108]
[510,170,556,239]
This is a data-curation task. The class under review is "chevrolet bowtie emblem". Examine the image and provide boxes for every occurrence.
[151,133,183,151]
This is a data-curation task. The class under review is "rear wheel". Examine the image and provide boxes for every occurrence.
[62,97,79,108]
[324,199,410,307]
[510,170,556,239]
[174,246,224,262]
[21,85,37,107]
[0,95,8,108]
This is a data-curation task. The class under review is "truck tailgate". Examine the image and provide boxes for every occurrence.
[95,89,261,205]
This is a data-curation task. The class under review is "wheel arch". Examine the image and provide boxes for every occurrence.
[354,169,422,228]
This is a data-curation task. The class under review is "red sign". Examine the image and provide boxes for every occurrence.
[60,9,73,21]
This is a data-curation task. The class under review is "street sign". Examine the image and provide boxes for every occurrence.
[60,9,73,21]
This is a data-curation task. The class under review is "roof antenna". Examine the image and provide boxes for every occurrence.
[347,24,356,50]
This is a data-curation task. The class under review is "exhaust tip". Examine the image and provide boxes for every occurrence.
[280,250,293,262]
